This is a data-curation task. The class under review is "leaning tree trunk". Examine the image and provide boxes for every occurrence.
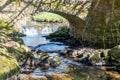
[85,0,120,48]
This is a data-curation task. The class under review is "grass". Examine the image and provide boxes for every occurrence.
[33,12,67,22]
[0,44,20,80]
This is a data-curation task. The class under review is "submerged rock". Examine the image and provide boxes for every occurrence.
[50,57,61,67]
[38,60,50,70]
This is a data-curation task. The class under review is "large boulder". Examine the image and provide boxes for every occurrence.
[108,45,120,65]
[89,50,109,65]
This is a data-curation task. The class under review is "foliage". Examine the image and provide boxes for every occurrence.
[108,45,120,65]
[49,27,69,37]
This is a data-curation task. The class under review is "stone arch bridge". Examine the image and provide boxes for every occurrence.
[0,0,91,40]
[0,0,120,48]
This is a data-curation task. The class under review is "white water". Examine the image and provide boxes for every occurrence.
[21,26,60,46]
[22,26,59,36]
[22,26,38,36]
[41,26,59,34]
[41,27,52,34]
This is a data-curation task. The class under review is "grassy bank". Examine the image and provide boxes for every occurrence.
[33,12,67,22]
[0,20,31,80]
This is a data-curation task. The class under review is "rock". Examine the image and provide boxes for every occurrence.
[38,60,50,70]
[60,50,68,55]
[38,54,50,70]
[49,73,72,80]
[102,50,109,60]
[66,49,74,57]
[40,55,49,62]
[21,74,47,80]
[13,32,26,37]
[50,57,61,67]
[108,45,120,65]
[60,49,73,57]
[21,45,31,52]
[89,52,105,65]
[31,52,50,69]
[89,51,109,66]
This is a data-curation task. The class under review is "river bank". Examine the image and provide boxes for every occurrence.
[0,20,31,80]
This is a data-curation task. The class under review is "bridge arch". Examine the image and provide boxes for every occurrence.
[14,10,86,41]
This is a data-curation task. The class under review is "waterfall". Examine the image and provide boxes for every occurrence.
[21,25,60,36]
[41,26,59,34]
[41,27,52,34]
[22,26,38,36]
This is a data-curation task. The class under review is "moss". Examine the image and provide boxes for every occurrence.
[0,42,30,79]
[50,27,69,37]
[89,50,110,65]
[102,50,109,60]
[5,46,30,62]
[0,46,20,80]
[89,52,101,61]
[16,38,24,44]
[0,20,31,80]
[108,45,120,65]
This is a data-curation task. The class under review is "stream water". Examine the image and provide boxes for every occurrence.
[19,26,113,80]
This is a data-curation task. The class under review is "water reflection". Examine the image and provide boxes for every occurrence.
[36,43,68,52]
[21,26,59,47]
[21,35,50,47]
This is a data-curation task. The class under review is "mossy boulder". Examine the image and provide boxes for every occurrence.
[89,50,109,65]
[49,27,69,37]
[0,44,20,80]
[50,57,61,67]
[108,45,120,65]
[89,52,101,65]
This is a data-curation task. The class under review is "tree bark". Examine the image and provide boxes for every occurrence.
[86,0,120,47]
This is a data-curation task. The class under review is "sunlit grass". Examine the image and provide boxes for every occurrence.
[33,12,67,22]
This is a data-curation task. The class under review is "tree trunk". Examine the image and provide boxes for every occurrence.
[86,0,120,48]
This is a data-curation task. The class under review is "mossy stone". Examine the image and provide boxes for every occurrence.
[108,45,120,65]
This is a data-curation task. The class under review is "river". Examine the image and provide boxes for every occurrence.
[17,25,114,80]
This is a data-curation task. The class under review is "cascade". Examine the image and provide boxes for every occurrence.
[22,26,38,36]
